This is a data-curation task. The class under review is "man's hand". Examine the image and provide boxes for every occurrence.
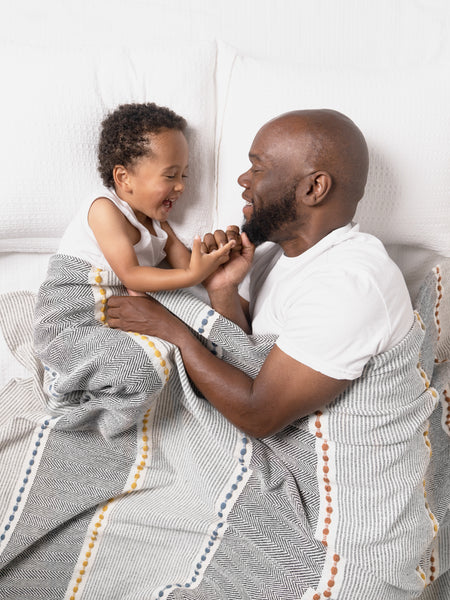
[201,226,255,294]
[200,226,254,332]
[107,295,188,346]
[187,235,235,286]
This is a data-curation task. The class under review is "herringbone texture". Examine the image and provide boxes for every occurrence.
[0,255,448,599]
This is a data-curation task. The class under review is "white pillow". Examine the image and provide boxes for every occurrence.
[215,47,450,258]
[0,42,217,253]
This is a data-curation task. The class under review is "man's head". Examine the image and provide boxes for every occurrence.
[239,109,369,253]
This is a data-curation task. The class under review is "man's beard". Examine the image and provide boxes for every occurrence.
[242,186,298,246]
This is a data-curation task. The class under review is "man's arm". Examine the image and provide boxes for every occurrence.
[201,227,254,333]
[106,295,350,437]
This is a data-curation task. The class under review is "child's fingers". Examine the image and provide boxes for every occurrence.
[127,288,147,297]
[215,238,236,256]
[192,235,202,254]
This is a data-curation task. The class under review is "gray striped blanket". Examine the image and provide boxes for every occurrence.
[0,254,449,599]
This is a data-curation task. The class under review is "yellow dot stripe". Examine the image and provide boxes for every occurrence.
[69,406,152,599]
[93,269,108,323]
[130,331,170,382]
[421,422,438,539]
[415,310,426,332]
[416,565,427,584]
[422,475,439,540]
[92,269,170,381]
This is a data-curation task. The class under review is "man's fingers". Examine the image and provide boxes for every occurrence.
[202,232,219,253]
[240,232,255,260]
[213,229,229,249]
[226,225,240,242]
[202,228,242,255]
[240,231,254,248]
[226,225,241,251]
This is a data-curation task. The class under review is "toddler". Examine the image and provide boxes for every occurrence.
[33,103,235,434]
[58,102,234,296]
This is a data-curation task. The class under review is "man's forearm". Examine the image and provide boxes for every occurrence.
[171,325,269,436]
[106,295,349,438]
[207,285,251,333]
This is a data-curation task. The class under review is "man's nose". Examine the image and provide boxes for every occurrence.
[237,170,250,188]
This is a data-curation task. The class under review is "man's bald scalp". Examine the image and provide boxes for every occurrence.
[266,109,369,205]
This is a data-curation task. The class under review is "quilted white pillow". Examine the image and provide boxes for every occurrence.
[0,42,217,252]
[215,48,450,258]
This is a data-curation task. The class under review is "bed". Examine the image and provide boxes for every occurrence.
[1,2,449,598]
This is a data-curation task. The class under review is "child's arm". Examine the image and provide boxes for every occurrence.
[160,221,192,269]
[88,199,234,293]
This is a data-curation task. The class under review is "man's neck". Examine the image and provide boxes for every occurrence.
[279,221,352,257]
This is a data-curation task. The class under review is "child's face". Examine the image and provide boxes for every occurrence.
[122,129,189,222]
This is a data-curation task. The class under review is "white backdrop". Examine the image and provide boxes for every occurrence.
[2,0,447,66]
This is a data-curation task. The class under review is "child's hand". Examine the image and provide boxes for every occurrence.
[187,235,235,284]
[127,288,148,297]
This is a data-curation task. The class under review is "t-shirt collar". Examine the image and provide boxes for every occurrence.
[279,222,357,266]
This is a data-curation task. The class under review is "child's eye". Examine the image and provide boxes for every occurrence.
[166,175,175,179]
[182,175,188,179]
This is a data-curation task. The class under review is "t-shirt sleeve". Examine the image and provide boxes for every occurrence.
[275,269,392,380]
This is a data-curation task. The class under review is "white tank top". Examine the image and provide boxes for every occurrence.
[58,188,167,270]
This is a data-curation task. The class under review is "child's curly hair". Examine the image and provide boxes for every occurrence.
[98,103,187,188]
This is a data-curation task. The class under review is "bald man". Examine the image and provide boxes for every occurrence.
[107,109,414,437]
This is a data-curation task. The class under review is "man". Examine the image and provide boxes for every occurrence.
[107,109,414,437]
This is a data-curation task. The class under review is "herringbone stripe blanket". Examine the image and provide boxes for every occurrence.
[0,254,449,599]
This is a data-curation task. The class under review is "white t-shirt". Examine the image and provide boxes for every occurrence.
[58,188,167,270]
[240,223,414,380]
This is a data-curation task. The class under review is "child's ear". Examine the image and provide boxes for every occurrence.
[113,165,132,192]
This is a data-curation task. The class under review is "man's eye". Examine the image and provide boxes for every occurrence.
[166,175,175,179]
[182,175,188,179]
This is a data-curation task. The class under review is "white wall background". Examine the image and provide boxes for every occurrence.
[2,0,448,65]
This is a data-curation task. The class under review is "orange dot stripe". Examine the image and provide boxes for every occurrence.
[312,554,341,599]
[443,390,450,433]
[433,266,443,341]
[315,411,333,548]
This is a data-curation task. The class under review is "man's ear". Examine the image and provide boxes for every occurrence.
[301,171,332,206]
[113,165,132,192]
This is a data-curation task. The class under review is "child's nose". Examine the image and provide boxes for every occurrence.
[174,179,185,192]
